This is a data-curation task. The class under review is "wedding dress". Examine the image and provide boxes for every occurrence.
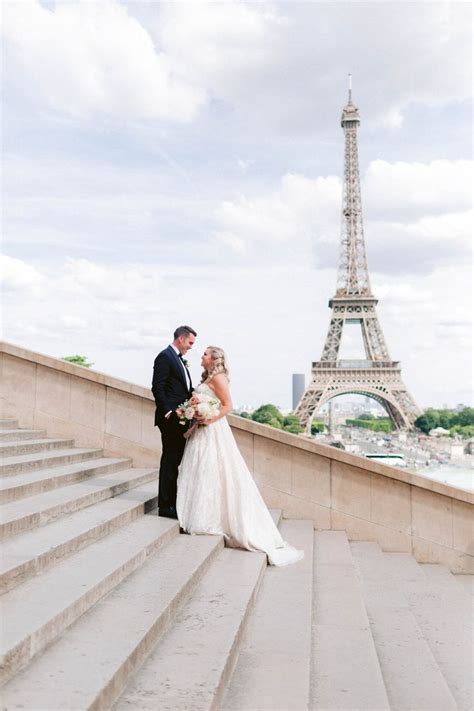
[176,383,304,566]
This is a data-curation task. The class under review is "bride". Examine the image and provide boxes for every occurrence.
[176,346,304,567]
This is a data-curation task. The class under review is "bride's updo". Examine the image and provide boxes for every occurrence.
[202,346,230,383]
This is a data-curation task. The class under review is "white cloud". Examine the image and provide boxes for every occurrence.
[4,2,470,132]
[380,108,404,130]
[372,265,473,406]
[59,315,88,330]
[213,173,341,260]
[2,256,171,350]
[213,231,247,255]
[2,0,205,122]
[0,254,44,293]
[365,210,472,275]
[364,160,473,218]
[155,2,286,101]
[210,159,472,274]
[154,1,471,132]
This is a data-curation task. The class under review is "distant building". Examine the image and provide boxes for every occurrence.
[292,374,305,411]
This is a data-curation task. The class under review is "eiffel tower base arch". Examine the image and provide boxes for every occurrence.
[296,364,420,433]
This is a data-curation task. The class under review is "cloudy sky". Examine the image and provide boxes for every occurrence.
[2,0,472,410]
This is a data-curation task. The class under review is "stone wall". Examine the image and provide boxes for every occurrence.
[1,341,472,573]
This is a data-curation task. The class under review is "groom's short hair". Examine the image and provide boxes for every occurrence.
[174,325,197,339]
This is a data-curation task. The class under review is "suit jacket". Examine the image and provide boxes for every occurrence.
[152,345,193,425]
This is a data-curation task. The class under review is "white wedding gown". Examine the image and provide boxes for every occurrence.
[177,384,304,566]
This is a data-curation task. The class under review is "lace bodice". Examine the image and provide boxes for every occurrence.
[194,382,216,397]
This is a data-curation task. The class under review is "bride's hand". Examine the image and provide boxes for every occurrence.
[196,415,217,425]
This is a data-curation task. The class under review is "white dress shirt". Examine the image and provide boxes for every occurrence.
[170,344,192,390]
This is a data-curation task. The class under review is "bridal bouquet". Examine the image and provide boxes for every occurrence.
[177,392,220,430]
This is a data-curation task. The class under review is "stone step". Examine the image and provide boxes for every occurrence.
[0,481,159,594]
[454,573,474,596]
[114,547,267,710]
[0,420,18,430]
[0,438,76,458]
[387,555,473,710]
[0,447,103,477]
[222,520,314,711]
[351,542,457,711]
[0,466,157,540]
[0,429,46,442]
[0,456,132,504]
[0,515,179,685]
[307,531,390,711]
[0,532,223,709]
[422,561,474,598]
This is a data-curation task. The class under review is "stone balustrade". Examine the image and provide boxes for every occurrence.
[1,341,472,573]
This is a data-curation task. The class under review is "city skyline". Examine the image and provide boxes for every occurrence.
[2,1,472,409]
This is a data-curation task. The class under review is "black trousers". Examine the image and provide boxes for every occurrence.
[157,413,186,510]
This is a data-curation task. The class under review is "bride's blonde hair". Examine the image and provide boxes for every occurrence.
[201,346,230,383]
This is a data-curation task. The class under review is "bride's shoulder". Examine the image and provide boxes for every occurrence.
[209,373,229,386]
[208,374,230,396]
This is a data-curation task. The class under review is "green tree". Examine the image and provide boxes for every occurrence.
[437,409,454,430]
[249,404,307,434]
[311,421,325,435]
[63,355,94,368]
[453,407,474,427]
[449,424,474,439]
[282,414,304,435]
[415,407,474,435]
[346,418,392,433]
[284,424,304,434]
[251,404,284,426]
[237,411,250,419]
[414,409,440,434]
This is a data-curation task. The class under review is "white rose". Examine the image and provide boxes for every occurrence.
[197,402,211,417]
[185,407,195,420]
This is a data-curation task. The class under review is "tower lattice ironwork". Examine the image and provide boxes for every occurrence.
[296,78,420,431]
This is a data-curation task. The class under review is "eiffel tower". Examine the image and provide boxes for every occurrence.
[296,78,420,431]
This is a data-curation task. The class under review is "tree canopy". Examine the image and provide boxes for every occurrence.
[236,404,309,435]
[236,404,327,436]
[63,355,94,368]
[415,407,474,438]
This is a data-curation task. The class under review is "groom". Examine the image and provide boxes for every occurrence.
[152,325,197,519]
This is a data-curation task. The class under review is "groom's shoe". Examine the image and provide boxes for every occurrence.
[158,507,178,520]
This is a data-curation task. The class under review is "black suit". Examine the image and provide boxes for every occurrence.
[152,346,193,511]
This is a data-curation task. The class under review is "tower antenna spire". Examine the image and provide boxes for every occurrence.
[348,73,352,103]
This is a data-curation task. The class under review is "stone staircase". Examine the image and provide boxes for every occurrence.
[0,419,472,710]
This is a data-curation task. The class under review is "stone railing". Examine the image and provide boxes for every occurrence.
[1,341,472,573]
